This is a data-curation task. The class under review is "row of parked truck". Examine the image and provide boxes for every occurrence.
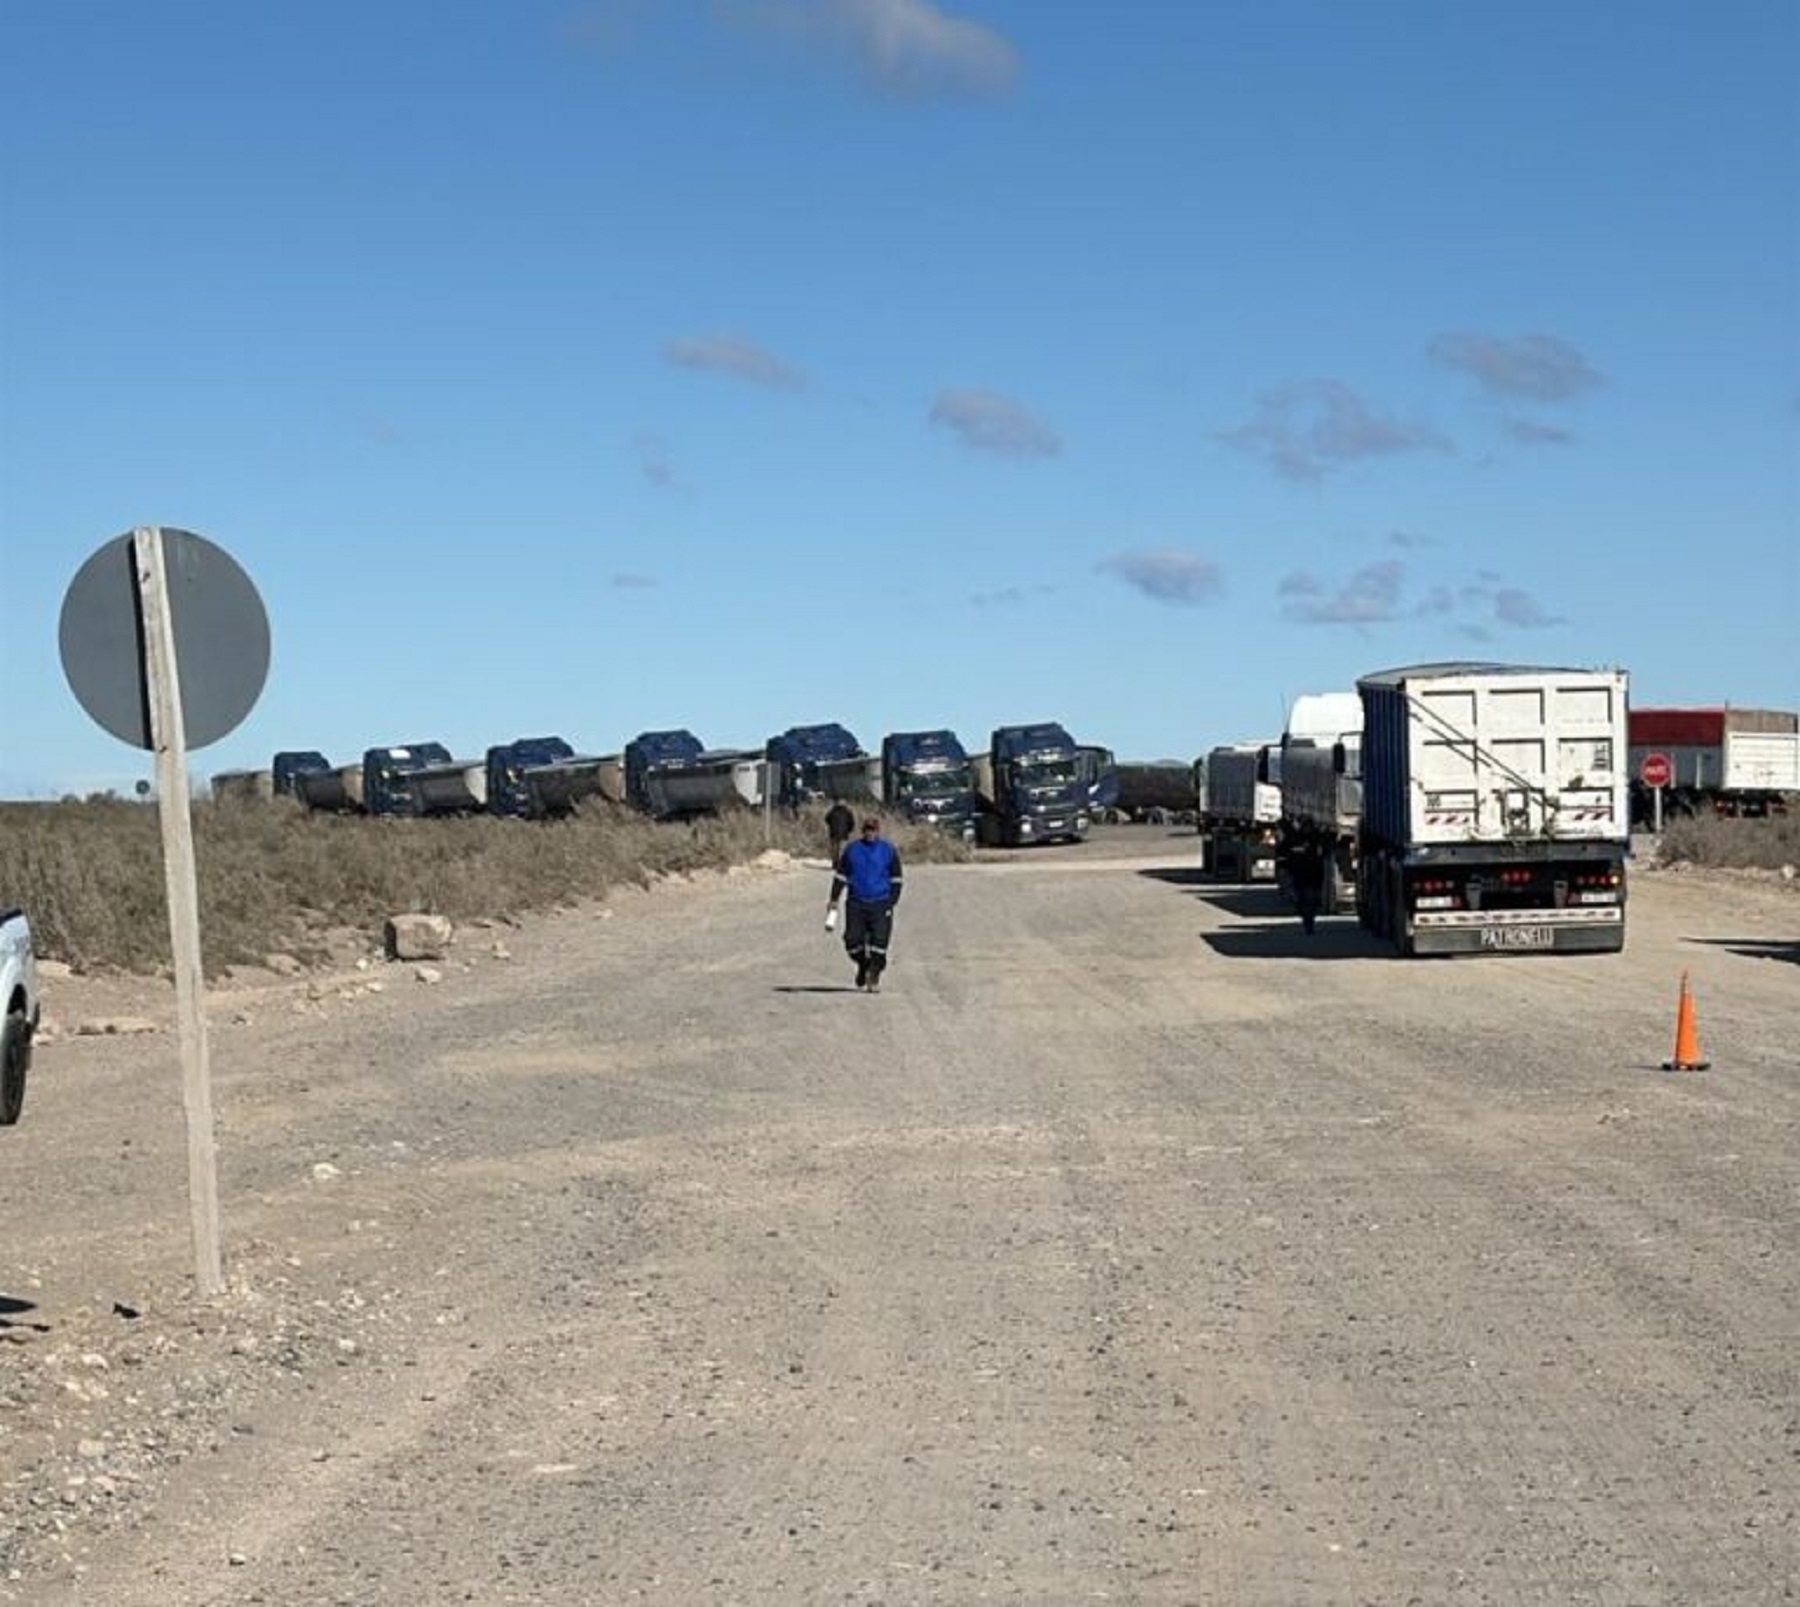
[1198,662,1799,957]
[213,722,1125,848]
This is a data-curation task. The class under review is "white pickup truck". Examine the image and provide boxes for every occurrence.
[2,908,40,1125]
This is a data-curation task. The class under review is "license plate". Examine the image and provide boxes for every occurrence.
[1481,925,1555,949]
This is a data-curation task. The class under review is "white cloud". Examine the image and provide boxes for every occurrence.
[724,0,1020,98]
[664,334,804,390]
[1100,548,1223,606]
[1502,416,1576,446]
[1221,380,1450,483]
[1429,332,1604,401]
[970,582,1055,608]
[930,388,1061,457]
[1280,560,1404,625]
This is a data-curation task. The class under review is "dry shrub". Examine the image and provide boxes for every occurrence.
[1656,810,1800,873]
[0,798,968,975]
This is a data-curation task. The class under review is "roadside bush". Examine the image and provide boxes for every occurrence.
[0,798,968,974]
[1656,811,1800,873]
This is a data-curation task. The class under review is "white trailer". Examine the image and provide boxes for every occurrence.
[1358,662,1630,955]
[1629,707,1799,819]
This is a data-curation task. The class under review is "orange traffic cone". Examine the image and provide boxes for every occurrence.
[1662,971,1711,1072]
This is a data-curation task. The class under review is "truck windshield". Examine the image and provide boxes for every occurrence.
[1017,759,1079,786]
[900,768,970,798]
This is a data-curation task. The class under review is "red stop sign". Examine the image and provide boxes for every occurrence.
[1639,751,1673,788]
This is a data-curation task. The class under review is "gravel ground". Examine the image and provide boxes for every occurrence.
[2,827,1795,1605]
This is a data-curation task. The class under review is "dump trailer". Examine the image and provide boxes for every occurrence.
[766,723,872,809]
[1357,662,1630,956]
[1200,743,1281,878]
[974,723,1092,846]
[879,730,978,838]
[346,743,460,817]
[1278,740,1361,914]
[485,737,614,820]
[594,755,627,806]
[1276,691,1365,914]
[210,769,274,805]
[649,750,758,818]
[274,750,355,811]
[1107,761,1196,824]
[1628,707,1799,820]
[730,758,769,809]
[624,730,751,819]
[409,756,487,815]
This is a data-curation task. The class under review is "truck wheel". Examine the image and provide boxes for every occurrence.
[1,1010,29,1127]
[1385,865,1412,956]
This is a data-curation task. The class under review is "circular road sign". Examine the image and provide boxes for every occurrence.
[59,528,270,751]
[1639,751,1673,789]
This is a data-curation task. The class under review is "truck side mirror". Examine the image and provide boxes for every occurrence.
[1332,742,1347,775]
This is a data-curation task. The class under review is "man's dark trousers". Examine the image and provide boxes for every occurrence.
[844,899,894,985]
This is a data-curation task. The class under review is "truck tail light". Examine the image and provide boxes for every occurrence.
[1569,870,1621,888]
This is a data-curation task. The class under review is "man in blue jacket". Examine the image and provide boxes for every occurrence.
[826,816,904,993]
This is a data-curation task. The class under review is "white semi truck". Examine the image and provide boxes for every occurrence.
[1276,692,1365,917]
[1356,662,1630,955]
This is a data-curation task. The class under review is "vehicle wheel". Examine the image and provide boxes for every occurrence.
[1,1010,29,1126]
[1385,864,1410,955]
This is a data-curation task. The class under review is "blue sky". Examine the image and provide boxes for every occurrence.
[3,0,1796,795]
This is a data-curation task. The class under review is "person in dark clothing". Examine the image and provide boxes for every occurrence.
[1284,834,1328,935]
[824,799,856,864]
[826,816,904,992]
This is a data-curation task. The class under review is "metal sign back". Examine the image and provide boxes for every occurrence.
[59,528,269,751]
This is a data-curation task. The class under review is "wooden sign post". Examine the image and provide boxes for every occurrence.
[133,528,225,1296]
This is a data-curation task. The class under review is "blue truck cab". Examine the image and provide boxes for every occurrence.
[880,730,977,838]
[273,750,333,798]
[766,723,870,810]
[624,729,707,817]
[978,723,1092,846]
[1078,744,1119,814]
[486,736,576,819]
[361,742,455,817]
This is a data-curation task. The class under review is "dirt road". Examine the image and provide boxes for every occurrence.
[4,828,1796,1604]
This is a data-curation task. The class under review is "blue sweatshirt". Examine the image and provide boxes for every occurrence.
[833,837,904,905]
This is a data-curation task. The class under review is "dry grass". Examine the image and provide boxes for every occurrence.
[1656,811,1800,873]
[0,797,968,975]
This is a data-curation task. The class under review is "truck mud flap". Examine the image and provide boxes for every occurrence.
[1411,913,1624,955]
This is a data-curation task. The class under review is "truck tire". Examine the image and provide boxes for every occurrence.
[1322,855,1342,917]
[1,1009,29,1127]
[1385,864,1413,957]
